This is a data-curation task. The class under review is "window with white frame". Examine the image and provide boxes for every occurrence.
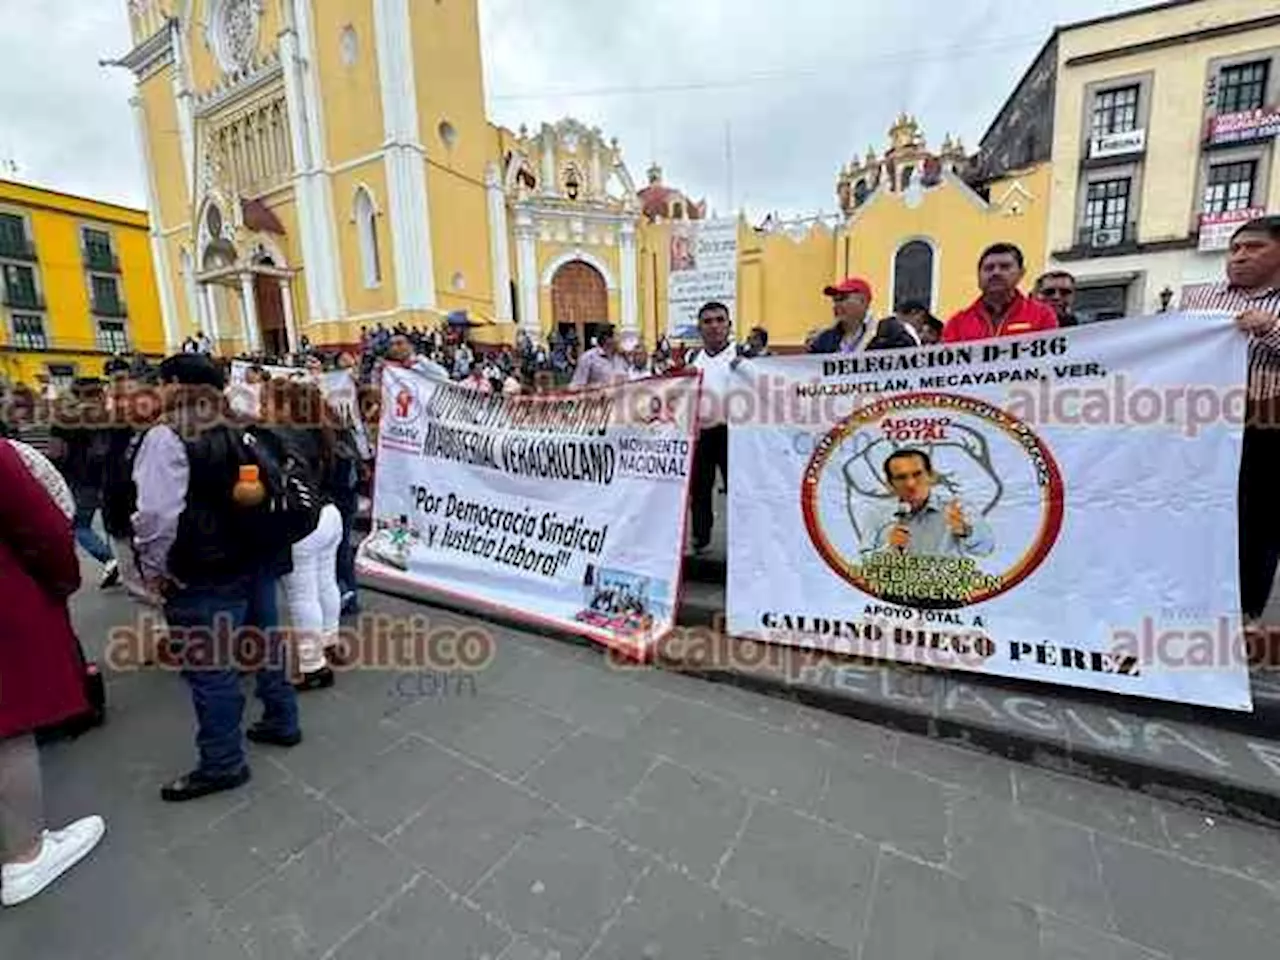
[0,212,31,259]
[3,262,40,308]
[1083,177,1132,232]
[96,318,129,353]
[47,364,76,394]
[893,240,934,309]
[1204,160,1258,214]
[354,187,381,288]
[1218,61,1269,114]
[11,314,47,350]
[1091,86,1139,138]
[82,227,115,271]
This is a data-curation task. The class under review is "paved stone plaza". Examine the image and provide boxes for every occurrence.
[3,565,1280,959]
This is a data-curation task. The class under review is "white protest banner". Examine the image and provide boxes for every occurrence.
[726,312,1252,711]
[667,218,738,341]
[226,362,359,423]
[229,360,298,384]
[226,380,262,419]
[227,360,304,418]
[357,367,701,659]
[319,369,374,460]
[319,369,358,419]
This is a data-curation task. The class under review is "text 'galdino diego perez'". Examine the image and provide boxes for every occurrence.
[420,384,619,485]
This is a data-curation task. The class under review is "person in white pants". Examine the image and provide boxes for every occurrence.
[259,378,348,691]
[284,503,344,689]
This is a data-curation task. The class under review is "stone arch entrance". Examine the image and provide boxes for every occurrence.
[196,236,297,357]
[550,260,608,350]
[200,240,238,346]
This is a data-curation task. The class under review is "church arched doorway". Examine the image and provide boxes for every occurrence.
[550,260,608,352]
[252,252,289,357]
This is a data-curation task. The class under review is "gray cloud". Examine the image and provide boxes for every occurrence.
[0,0,141,206]
[0,0,1153,217]
[481,0,1154,217]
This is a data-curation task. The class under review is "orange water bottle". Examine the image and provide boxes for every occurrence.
[232,464,266,507]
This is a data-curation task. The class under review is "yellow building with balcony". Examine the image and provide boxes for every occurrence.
[983,0,1280,320]
[0,179,167,390]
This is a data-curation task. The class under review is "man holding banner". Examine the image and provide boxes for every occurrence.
[809,278,904,354]
[1183,215,1280,624]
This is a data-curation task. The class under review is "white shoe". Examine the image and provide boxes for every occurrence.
[99,560,120,588]
[2,816,106,906]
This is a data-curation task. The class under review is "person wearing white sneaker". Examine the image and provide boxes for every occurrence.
[1,739,105,906]
[0,438,107,905]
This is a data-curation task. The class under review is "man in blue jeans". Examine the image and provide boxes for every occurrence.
[132,354,301,802]
[48,378,120,589]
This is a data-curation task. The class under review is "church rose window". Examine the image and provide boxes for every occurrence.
[215,0,260,73]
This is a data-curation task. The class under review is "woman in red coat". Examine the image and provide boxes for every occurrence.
[0,437,105,907]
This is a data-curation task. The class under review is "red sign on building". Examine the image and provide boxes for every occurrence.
[1198,207,1268,252]
[1206,107,1280,146]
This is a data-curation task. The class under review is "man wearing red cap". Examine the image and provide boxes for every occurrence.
[943,243,1058,342]
[809,278,916,354]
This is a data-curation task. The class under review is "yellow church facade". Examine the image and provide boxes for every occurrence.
[123,0,508,355]
[120,1,1051,359]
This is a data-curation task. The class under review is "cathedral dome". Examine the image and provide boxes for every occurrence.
[637,164,706,222]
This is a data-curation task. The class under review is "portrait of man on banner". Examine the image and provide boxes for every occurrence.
[863,448,995,560]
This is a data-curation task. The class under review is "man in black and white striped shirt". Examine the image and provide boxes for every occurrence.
[1181,216,1280,621]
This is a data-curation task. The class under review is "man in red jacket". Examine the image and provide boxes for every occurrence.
[943,243,1058,343]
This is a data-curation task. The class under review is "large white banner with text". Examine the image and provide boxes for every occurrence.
[358,368,700,658]
[726,312,1253,711]
[667,218,738,341]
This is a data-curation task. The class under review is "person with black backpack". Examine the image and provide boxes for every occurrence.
[100,370,160,607]
[257,379,343,691]
[132,355,302,803]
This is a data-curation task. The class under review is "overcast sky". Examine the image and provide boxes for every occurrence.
[0,0,1154,218]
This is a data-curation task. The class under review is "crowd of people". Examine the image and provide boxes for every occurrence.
[0,215,1277,907]
[345,319,772,396]
[0,347,379,904]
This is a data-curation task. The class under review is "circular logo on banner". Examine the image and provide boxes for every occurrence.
[392,384,421,423]
[801,392,1065,610]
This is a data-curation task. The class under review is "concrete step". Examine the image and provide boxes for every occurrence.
[362,571,1280,826]
[669,577,1280,823]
